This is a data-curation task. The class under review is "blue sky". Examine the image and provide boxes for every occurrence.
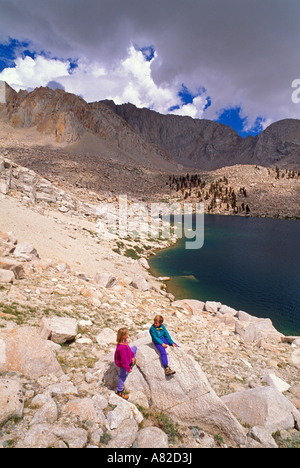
[0,0,299,136]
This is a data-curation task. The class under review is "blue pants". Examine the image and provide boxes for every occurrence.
[117,346,137,392]
[155,337,174,367]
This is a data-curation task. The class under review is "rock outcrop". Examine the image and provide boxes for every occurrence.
[100,333,247,445]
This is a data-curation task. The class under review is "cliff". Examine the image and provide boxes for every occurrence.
[102,100,300,170]
[2,83,176,171]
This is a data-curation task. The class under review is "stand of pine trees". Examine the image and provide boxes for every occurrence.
[167,174,251,215]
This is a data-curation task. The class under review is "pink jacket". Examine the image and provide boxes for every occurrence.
[114,342,135,372]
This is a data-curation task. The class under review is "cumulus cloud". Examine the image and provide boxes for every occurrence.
[0,45,186,115]
[0,55,70,90]
[170,96,208,119]
[0,0,299,132]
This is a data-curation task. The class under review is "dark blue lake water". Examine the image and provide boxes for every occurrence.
[149,215,300,336]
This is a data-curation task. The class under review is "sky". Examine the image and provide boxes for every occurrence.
[0,0,300,137]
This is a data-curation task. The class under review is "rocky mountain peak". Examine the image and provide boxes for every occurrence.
[0,81,299,170]
[102,100,300,170]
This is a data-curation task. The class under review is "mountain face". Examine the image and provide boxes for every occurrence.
[102,101,300,170]
[2,84,176,171]
[1,81,299,171]
[253,119,300,168]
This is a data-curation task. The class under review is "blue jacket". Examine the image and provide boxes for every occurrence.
[149,324,174,346]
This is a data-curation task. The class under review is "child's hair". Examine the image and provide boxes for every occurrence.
[117,327,129,344]
[154,315,164,324]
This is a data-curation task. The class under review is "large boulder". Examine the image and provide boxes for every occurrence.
[0,377,24,425]
[235,318,283,343]
[100,334,246,445]
[172,299,205,315]
[136,426,169,448]
[221,387,300,433]
[39,317,78,344]
[0,326,63,379]
[0,269,15,283]
[0,259,26,279]
[13,243,39,262]
[93,272,118,289]
[130,276,150,291]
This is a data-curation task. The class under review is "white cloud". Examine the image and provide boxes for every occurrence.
[62,46,179,112]
[0,45,186,117]
[170,96,207,119]
[0,55,70,90]
[113,47,175,112]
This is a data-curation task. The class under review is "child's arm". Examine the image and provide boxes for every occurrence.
[163,325,174,345]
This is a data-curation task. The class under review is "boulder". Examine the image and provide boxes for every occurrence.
[221,387,300,433]
[1,326,63,379]
[130,276,150,291]
[0,259,25,279]
[30,399,58,426]
[94,272,118,289]
[204,301,222,313]
[106,418,139,449]
[235,318,283,344]
[106,393,143,430]
[281,336,300,345]
[219,305,238,316]
[136,426,169,448]
[0,180,9,195]
[13,243,39,261]
[237,310,258,322]
[39,317,78,344]
[261,374,291,393]
[100,334,246,445]
[0,269,15,283]
[172,299,205,315]
[63,397,106,425]
[0,377,24,425]
[138,258,150,269]
[96,328,116,346]
[248,426,278,448]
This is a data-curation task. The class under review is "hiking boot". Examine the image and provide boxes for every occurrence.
[165,366,176,376]
[130,359,136,370]
[116,390,129,400]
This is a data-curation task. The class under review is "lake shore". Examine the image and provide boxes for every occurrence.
[0,156,299,448]
[148,214,300,337]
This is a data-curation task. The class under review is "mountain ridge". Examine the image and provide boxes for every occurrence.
[101,100,300,170]
[0,80,299,170]
[1,82,176,171]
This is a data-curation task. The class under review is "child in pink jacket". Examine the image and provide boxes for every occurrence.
[114,328,137,400]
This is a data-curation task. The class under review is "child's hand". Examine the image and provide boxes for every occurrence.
[172,343,177,348]
[132,358,136,365]
[162,343,168,348]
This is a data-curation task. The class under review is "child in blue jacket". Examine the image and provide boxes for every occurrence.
[150,315,177,376]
